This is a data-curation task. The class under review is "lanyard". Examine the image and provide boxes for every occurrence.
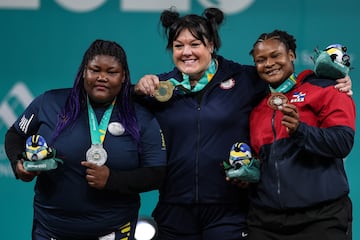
[269,73,297,93]
[87,97,115,145]
[169,58,217,94]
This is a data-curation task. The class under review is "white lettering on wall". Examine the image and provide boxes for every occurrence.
[199,0,254,14]
[0,82,34,130]
[0,0,39,9]
[0,0,254,14]
[54,0,106,12]
[121,0,189,12]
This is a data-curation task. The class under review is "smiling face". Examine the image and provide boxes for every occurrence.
[252,38,295,87]
[172,28,214,81]
[83,55,125,105]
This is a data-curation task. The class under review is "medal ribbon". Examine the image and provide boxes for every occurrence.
[87,97,115,145]
[269,73,297,93]
[168,58,217,94]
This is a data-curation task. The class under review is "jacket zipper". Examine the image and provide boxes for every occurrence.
[195,104,201,202]
[271,110,282,205]
[194,79,220,202]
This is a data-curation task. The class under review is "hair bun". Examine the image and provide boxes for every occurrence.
[203,7,224,25]
[160,7,180,28]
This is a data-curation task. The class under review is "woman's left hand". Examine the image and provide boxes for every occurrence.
[280,103,300,135]
[335,75,353,96]
[81,161,110,189]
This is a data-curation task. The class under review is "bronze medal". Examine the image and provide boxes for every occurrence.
[154,81,175,102]
[267,93,288,110]
[86,144,107,166]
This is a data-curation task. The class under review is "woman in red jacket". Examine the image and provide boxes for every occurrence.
[248,30,355,240]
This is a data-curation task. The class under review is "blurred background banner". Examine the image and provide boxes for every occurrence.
[0,1,358,239]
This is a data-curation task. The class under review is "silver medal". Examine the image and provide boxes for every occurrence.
[86,144,107,166]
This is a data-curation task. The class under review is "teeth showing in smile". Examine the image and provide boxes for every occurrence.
[183,59,196,65]
[267,69,280,76]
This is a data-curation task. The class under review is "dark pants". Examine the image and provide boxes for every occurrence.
[152,203,248,240]
[32,218,137,240]
[247,196,352,240]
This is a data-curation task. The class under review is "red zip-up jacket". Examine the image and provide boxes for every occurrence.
[249,70,356,210]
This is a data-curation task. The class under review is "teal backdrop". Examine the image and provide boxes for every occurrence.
[0,0,359,239]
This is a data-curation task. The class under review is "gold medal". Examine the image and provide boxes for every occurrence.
[267,93,288,110]
[154,81,174,102]
[86,144,107,166]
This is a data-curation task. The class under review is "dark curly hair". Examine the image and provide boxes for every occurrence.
[249,29,297,57]
[160,7,225,56]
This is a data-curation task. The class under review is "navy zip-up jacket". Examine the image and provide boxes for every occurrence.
[138,56,266,205]
[249,70,356,209]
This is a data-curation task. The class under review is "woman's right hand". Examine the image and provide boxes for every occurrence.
[134,74,160,96]
[16,160,39,182]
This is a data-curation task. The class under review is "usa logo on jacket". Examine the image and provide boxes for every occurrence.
[220,78,235,90]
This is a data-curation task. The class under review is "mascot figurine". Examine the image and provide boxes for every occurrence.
[23,134,63,171]
[312,44,351,79]
[223,142,260,182]
[25,135,50,161]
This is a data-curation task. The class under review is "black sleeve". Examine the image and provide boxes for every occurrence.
[4,126,27,178]
[105,166,166,195]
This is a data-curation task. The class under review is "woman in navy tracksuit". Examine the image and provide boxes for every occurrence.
[248,30,355,240]
[134,7,266,240]
[5,40,167,240]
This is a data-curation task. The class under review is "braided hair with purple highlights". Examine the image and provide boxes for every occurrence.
[52,40,140,147]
